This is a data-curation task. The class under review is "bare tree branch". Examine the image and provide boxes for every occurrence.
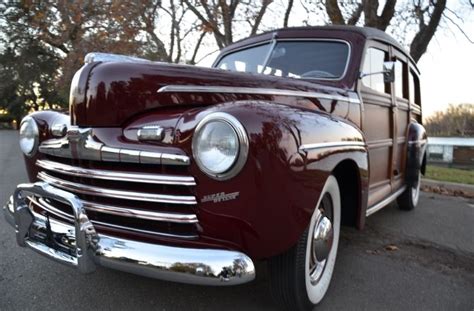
[347,3,363,25]
[250,0,272,35]
[410,0,447,62]
[283,0,294,27]
[442,11,474,44]
[326,0,345,24]
[189,31,207,64]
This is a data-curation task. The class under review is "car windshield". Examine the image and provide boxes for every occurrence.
[215,40,350,80]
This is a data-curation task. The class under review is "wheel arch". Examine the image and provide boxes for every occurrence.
[332,159,365,229]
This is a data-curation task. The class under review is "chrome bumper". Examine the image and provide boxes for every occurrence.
[2,182,255,286]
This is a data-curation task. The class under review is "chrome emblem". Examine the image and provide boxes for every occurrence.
[201,192,239,203]
[137,125,164,141]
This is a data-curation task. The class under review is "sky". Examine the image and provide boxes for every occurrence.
[417,16,474,119]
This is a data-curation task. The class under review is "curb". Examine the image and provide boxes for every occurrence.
[421,178,474,197]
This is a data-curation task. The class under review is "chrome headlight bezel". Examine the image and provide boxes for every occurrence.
[19,116,39,157]
[192,112,249,180]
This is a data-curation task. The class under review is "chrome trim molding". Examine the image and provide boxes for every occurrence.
[407,139,427,146]
[51,123,68,137]
[39,127,190,166]
[367,139,393,150]
[37,171,197,205]
[85,52,154,64]
[299,141,366,152]
[36,159,196,186]
[137,125,165,141]
[192,112,249,181]
[158,85,361,104]
[366,186,406,217]
[5,182,255,285]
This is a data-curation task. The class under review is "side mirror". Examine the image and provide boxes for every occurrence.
[359,61,396,83]
[383,61,395,83]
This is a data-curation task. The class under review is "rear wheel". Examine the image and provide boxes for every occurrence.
[268,175,341,310]
[397,171,421,210]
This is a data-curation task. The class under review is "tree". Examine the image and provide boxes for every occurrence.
[303,0,474,63]
[1,1,147,100]
[425,104,474,137]
[182,0,273,49]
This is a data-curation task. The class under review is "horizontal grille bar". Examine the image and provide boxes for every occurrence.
[37,171,197,205]
[82,200,198,223]
[36,159,196,186]
[28,197,198,239]
[33,196,197,224]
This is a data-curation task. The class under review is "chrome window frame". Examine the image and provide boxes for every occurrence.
[213,38,352,82]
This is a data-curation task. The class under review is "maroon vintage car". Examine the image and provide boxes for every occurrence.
[4,26,426,310]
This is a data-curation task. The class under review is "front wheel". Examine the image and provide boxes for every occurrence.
[268,175,341,310]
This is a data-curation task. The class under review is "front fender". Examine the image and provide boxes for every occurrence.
[177,101,368,259]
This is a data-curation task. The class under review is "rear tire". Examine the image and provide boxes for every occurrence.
[397,171,421,210]
[268,175,341,310]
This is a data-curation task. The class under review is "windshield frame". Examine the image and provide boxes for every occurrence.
[212,38,352,81]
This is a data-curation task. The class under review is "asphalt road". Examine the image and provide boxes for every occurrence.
[1,130,473,310]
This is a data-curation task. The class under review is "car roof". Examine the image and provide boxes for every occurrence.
[220,25,418,72]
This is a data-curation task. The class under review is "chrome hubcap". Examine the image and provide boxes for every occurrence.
[309,194,333,284]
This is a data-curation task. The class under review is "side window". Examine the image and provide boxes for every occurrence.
[394,59,408,99]
[409,69,421,105]
[362,48,388,94]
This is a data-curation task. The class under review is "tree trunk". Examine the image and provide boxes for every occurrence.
[410,0,447,63]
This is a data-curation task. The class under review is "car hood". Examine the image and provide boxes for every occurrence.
[70,61,352,127]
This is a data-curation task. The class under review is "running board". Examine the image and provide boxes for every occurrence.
[365,186,406,217]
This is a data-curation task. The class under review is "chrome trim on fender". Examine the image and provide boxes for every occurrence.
[4,182,256,286]
[365,186,406,217]
[157,85,361,104]
[37,171,197,205]
[36,159,196,186]
[299,141,366,152]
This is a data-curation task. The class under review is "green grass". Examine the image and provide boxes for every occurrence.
[425,165,474,185]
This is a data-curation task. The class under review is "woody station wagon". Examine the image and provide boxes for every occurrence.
[3,26,426,310]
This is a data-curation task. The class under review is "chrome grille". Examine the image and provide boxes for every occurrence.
[34,156,199,239]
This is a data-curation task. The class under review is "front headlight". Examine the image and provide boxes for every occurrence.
[192,112,249,180]
[19,116,39,157]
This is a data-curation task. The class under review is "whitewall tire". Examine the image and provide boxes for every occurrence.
[269,175,341,310]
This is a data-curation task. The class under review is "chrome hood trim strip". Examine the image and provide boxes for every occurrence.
[37,171,197,205]
[36,159,196,186]
[157,85,361,104]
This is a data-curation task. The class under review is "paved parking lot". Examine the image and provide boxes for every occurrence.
[1,130,473,310]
